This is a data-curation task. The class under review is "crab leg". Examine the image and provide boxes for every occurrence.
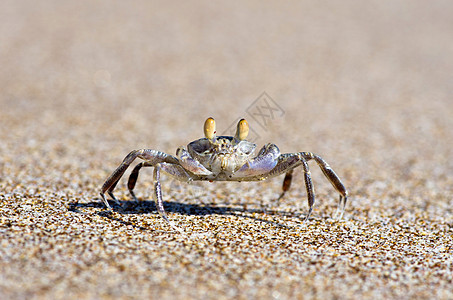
[127,162,195,201]
[152,164,167,221]
[127,161,153,201]
[273,155,315,220]
[100,149,178,208]
[152,163,184,232]
[299,152,348,219]
[277,169,293,200]
[300,157,315,220]
[275,152,348,219]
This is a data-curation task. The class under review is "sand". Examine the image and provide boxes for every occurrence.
[1,1,452,299]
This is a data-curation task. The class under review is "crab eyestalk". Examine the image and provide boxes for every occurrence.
[234,119,249,141]
[204,117,216,142]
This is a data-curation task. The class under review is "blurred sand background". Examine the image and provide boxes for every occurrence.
[1,1,452,299]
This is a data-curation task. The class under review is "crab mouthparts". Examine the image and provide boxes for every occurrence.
[218,154,234,172]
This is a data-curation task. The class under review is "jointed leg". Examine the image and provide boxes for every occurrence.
[127,161,194,202]
[277,169,293,200]
[153,164,182,232]
[105,177,122,206]
[100,149,178,209]
[273,152,348,220]
[128,161,154,201]
[271,155,315,220]
[300,157,315,221]
[152,164,168,221]
[300,152,348,219]
[100,150,141,208]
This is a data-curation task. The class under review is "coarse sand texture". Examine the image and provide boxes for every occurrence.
[1,1,452,299]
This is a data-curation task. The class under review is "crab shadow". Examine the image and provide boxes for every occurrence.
[69,198,305,229]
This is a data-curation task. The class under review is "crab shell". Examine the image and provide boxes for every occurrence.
[187,136,257,176]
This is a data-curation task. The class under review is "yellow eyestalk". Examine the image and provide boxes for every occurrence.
[235,118,249,141]
[204,117,216,141]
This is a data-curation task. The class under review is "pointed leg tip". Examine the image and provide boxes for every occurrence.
[160,214,184,234]
[129,190,139,202]
[107,191,122,207]
[302,208,313,224]
[333,209,345,220]
[169,222,184,234]
[99,192,112,209]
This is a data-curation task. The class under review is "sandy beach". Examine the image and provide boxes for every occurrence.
[1,1,452,299]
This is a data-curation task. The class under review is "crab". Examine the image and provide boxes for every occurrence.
[100,117,348,226]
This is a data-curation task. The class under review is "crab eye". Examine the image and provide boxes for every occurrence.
[235,119,249,141]
[204,117,216,140]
